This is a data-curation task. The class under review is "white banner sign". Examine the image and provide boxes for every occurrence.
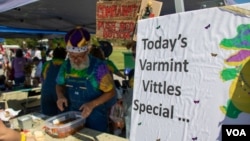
[130,3,250,141]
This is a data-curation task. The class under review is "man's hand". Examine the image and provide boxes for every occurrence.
[79,102,96,118]
[56,97,68,111]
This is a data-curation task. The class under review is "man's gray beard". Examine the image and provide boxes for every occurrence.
[70,56,90,70]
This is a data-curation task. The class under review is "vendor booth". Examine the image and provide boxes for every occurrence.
[2,0,250,141]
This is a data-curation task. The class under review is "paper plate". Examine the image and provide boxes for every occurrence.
[0,108,21,121]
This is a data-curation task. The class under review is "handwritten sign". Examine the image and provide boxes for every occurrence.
[96,1,140,20]
[130,3,250,141]
[96,1,141,40]
[96,20,136,40]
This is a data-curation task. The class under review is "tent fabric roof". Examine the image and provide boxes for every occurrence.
[0,0,99,38]
[0,0,227,38]
[0,0,176,36]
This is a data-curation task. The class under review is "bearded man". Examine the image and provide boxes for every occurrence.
[56,27,116,132]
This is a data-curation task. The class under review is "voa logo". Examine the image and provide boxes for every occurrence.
[226,129,246,136]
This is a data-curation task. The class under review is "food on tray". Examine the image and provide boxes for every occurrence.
[52,119,60,125]
[45,124,84,138]
[0,108,21,121]
[53,118,78,125]
[33,131,45,141]
[44,111,85,138]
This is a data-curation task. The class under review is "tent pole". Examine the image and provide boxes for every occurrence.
[174,0,185,13]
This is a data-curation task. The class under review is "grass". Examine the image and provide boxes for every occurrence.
[108,46,130,70]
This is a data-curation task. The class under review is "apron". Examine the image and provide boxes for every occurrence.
[41,61,61,116]
[65,58,108,132]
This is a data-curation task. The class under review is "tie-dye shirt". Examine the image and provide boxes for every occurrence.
[56,55,114,92]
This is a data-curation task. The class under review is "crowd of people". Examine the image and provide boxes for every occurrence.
[0,44,47,89]
[0,26,137,141]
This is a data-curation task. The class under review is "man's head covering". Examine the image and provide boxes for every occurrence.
[65,26,90,53]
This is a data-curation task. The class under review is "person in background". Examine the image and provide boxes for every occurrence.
[0,75,12,91]
[56,27,116,132]
[99,41,126,79]
[40,46,47,63]
[89,45,125,135]
[32,57,43,87]
[34,47,42,60]
[40,47,67,116]
[126,41,136,89]
[124,40,136,139]
[46,39,55,61]
[0,44,5,67]
[23,47,31,61]
[29,47,36,60]
[89,45,124,98]
[89,45,105,60]
[2,54,9,77]
[106,56,126,79]
[46,40,62,61]
[0,75,6,91]
[89,42,125,98]
[5,48,12,62]
[11,49,27,86]
[89,45,125,79]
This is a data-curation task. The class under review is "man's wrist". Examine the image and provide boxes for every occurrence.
[91,101,99,108]
[57,95,65,99]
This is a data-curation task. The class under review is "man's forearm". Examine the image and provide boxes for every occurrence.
[91,88,115,108]
[56,85,66,99]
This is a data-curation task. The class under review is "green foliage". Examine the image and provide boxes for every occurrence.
[5,38,24,47]
[5,38,38,48]
[4,38,65,49]
[26,38,38,48]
